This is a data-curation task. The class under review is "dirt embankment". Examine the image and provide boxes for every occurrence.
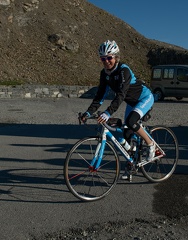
[0,0,188,86]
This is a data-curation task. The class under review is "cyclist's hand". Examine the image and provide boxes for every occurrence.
[98,111,110,123]
[79,112,90,123]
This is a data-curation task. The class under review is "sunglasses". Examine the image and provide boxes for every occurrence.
[100,56,114,62]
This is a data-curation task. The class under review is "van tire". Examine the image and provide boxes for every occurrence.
[154,89,164,101]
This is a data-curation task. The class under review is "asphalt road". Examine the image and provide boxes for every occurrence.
[0,98,188,240]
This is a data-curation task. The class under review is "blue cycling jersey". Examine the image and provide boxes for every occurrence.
[87,62,154,117]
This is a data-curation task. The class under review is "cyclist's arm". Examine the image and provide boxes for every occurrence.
[106,67,132,115]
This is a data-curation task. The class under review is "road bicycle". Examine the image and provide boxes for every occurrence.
[64,110,179,202]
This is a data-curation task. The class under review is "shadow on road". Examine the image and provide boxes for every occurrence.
[0,123,187,206]
[0,122,187,163]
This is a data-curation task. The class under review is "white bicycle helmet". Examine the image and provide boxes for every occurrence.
[98,40,120,57]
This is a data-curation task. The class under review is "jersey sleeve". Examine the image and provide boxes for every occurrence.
[106,67,131,115]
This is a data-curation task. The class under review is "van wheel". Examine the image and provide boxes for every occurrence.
[154,89,164,101]
[176,97,183,100]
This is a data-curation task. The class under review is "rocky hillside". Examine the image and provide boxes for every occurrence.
[1,0,188,86]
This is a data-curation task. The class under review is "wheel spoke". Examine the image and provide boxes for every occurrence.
[141,126,178,182]
[64,137,120,201]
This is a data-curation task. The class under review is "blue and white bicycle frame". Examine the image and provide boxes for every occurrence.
[89,122,165,170]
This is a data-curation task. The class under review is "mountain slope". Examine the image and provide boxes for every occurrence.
[0,0,188,85]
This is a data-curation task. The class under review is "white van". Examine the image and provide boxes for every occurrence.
[150,65,188,101]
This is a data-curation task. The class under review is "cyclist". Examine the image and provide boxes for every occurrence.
[81,40,155,179]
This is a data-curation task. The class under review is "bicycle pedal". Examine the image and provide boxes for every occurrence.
[121,173,133,182]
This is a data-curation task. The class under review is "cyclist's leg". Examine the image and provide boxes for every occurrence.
[124,90,154,144]
[121,90,154,180]
[122,108,140,180]
[133,88,154,144]
[126,91,155,160]
[134,91,155,160]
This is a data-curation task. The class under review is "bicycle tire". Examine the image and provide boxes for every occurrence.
[64,137,120,201]
[140,126,179,182]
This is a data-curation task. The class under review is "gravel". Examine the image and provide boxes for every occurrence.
[34,217,188,240]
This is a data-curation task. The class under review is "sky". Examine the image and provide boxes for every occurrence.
[87,0,188,50]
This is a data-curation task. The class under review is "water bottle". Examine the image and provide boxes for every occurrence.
[118,137,131,151]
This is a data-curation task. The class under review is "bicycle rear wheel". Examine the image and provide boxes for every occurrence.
[64,137,120,201]
[141,126,179,182]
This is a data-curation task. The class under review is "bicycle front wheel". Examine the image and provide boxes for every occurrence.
[64,137,120,201]
[141,126,179,182]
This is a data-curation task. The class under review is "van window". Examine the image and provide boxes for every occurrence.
[163,68,174,79]
[177,68,188,81]
[153,68,161,79]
